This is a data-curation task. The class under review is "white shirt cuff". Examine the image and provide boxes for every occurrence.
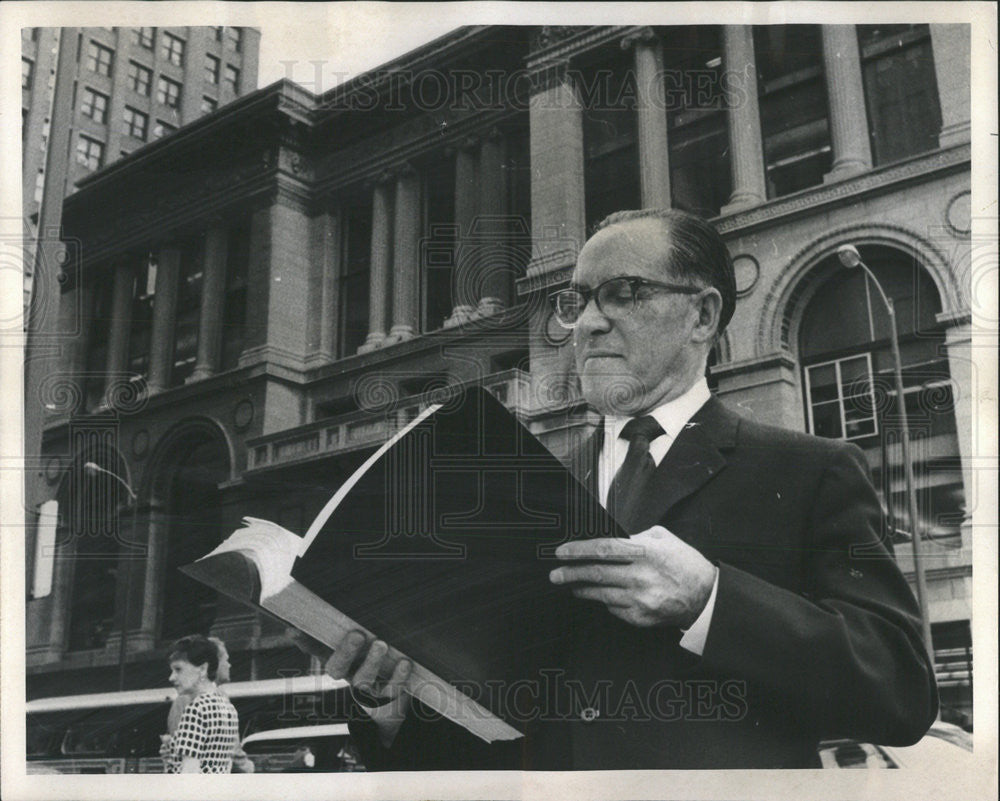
[678,567,719,656]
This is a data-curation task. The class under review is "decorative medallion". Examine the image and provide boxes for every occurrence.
[132,429,149,459]
[733,254,760,297]
[946,190,971,236]
[233,398,255,431]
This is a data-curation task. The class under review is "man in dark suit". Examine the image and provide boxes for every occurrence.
[321,209,937,769]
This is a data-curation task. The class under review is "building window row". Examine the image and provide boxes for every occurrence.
[573,24,944,223]
[153,120,178,139]
[200,95,218,115]
[22,57,33,89]
[224,64,240,93]
[205,53,220,84]
[82,221,251,404]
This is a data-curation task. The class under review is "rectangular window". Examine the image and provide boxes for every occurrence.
[422,156,456,333]
[128,256,155,377]
[224,64,240,93]
[34,169,45,203]
[666,27,730,217]
[171,237,204,386]
[858,25,942,165]
[214,26,224,42]
[132,27,155,49]
[205,54,220,85]
[805,353,878,441]
[122,106,148,140]
[200,95,218,114]
[127,60,152,95]
[22,58,33,90]
[86,41,114,76]
[80,87,109,123]
[156,75,181,108]
[76,134,105,171]
[581,52,641,231]
[161,31,185,66]
[225,27,243,52]
[23,27,38,41]
[339,202,373,357]
[221,221,251,371]
[153,120,177,139]
[754,25,832,198]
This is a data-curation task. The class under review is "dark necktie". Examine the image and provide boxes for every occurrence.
[607,415,663,534]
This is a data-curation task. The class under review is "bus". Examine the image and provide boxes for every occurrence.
[26,674,357,774]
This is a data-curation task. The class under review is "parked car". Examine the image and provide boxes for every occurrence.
[818,721,973,768]
[241,723,363,772]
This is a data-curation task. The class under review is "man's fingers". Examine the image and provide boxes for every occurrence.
[550,562,633,587]
[382,658,413,699]
[554,538,644,562]
[324,630,367,679]
[570,586,631,608]
[352,639,389,693]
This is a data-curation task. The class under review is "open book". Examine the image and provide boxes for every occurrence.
[182,385,620,743]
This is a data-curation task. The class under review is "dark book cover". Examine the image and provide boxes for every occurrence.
[291,385,620,725]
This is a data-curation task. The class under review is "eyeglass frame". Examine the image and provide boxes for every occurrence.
[548,276,705,329]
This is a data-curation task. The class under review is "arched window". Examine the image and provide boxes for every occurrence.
[798,246,964,546]
[159,434,229,641]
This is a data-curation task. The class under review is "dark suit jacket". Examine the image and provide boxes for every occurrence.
[350,397,938,769]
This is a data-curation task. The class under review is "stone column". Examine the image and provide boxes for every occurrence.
[447,138,480,325]
[525,59,588,415]
[105,264,134,380]
[357,176,393,353]
[135,502,167,648]
[386,165,420,344]
[929,24,971,148]
[190,225,228,381]
[721,25,767,213]
[316,209,341,361]
[146,246,181,392]
[476,128,510,315]
[821,25,873,183]
[623,27,671,208]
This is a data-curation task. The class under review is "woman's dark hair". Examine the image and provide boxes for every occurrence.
[594,208,737,335]
[168,635,220,680]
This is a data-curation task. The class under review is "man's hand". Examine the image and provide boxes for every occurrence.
[325,631,412,705]
[549,526,717,628]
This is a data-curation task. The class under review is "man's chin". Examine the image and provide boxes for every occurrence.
[580,375,648,416]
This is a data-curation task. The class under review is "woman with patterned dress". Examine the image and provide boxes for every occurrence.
[164,635,240,774]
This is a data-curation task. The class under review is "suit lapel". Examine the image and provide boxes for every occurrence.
[629,397,738,534]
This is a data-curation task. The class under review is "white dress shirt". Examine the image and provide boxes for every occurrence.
[597,377,719,655]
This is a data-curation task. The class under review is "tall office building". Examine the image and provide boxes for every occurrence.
[21,26,261,311]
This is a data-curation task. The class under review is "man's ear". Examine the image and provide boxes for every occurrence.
[691,288,723,344]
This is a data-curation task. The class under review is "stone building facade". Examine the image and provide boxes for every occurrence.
[26,24,974,725]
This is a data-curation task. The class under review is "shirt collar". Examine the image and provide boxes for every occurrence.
[606,377,711,444]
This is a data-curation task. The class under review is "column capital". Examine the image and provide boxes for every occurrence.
[620,26,658,51]
[528,58,575,96]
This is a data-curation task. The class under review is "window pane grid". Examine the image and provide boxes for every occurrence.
[127,61,152,95]
[87,41,114,76]
[161,32,185,66]
[81,88,109,123]
[76,135,105,170]
[156,76,181,108]
[122,106,148,140]
[805,353,879,442]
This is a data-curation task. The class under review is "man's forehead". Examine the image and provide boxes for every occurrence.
[169,658,195,669]
[575,219,673,282]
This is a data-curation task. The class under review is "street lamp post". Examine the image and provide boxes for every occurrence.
[835,245,935,662]
[84,462,140,691]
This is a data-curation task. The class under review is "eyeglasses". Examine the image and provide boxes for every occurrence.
[549,276,703,329]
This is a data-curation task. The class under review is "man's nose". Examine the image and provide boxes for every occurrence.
[574,294,611,338]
